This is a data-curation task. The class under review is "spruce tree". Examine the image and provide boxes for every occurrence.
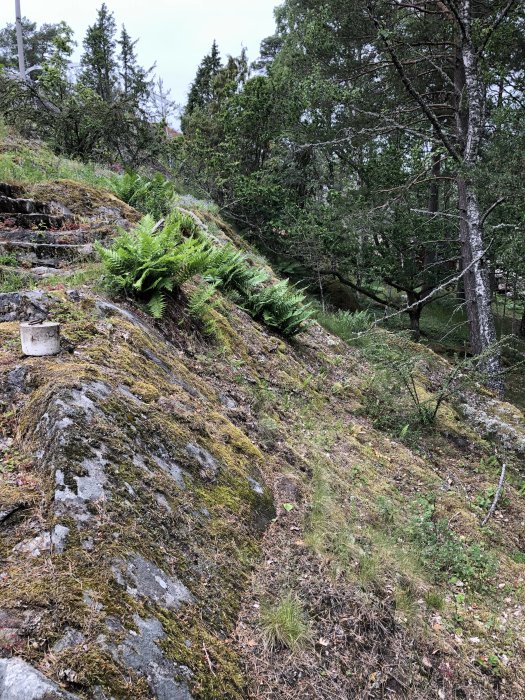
[118,26,152,106]
[80,3,117,102]
[183,40,222,125]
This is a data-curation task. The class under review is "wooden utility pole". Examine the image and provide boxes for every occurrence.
[15,0,26,80]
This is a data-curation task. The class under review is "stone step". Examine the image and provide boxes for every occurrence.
[0,263,76,280]
[0,182,24,198]
[0,212,71,229]
[0,228,97,245]
[0,195,53,215]
[0,240,94,268]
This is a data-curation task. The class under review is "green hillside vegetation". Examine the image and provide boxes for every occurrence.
[2,1,525,697]
[1,129,525,699]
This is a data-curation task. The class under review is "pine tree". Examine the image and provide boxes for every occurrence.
[0,17,71,75]
[183,40,222,123]
[80,3,117,102]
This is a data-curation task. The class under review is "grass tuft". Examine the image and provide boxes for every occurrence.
[260,594,311,651]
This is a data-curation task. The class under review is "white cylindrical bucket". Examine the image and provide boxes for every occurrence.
[20,322,60,356]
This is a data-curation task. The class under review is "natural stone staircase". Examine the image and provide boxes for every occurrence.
[0,182,96,276]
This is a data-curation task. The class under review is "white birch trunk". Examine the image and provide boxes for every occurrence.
[457,0,503,393]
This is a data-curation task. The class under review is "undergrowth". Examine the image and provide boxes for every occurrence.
[0,125,111,187]
[406,495,498,590]
[0,269,35,292]
[109,172,178,219]
[98,214,312,336]
[316,308,374,343]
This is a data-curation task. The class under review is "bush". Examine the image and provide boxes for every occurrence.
[96,213,210,317]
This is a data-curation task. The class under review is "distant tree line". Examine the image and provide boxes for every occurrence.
[0,3,177,166]
[179,0,525,392]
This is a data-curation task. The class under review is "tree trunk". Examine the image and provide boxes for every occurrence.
[519,306,525,338]
[406,291,422,341]
[424,140,440,269]
[455,0,503,394]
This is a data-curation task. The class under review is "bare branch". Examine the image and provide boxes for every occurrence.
[481,197,506,226]
[479,0,519,54]
[481,455,507,527]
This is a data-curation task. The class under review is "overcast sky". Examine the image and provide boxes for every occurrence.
[0,1,279,119]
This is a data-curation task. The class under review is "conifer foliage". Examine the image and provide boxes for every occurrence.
[0,4,163,166]
[183,40,222,120]
[80,3,117,102]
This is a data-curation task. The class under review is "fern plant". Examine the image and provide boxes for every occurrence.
[110,172,176,219]
[96,214,211,318]
[205,245,268,295]
[98,212,312,335]
[187,282,224,342]
[244,280,313,337]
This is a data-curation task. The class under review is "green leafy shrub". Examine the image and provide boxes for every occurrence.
[110,172,176,219]
[407,496,497,589]
[96,213,210,318]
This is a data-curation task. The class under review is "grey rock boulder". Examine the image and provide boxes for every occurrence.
[115,615,193,700]
[0,291,53,323]
[112,554,194,609]
[0,657,79,699]
[185,443,220,481]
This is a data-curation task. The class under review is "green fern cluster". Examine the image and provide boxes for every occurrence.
[96,213,210,318]
[206,245,268,294]
[243,280,313,338]
[98,214,312,336]
[206,246,311,337]
[110,172,176,219]
[187,282,222,341]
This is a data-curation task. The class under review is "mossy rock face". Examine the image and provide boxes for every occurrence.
[27,179,140,225]
[3,178,525,699]
[0,295,274,699]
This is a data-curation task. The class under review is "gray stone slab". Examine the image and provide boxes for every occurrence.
[0,657,79,699]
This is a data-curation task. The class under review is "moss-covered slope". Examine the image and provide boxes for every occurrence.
[1,167,525,700]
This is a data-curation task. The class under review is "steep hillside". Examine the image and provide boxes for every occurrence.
[1,139,525,700]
